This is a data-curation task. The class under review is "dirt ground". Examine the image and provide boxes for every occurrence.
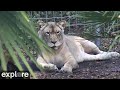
[5,53,120,79]
[29,38,120,79]
[31,57,120,79]
[5,48,120,79]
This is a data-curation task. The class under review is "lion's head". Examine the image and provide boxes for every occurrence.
[38,20,66,49]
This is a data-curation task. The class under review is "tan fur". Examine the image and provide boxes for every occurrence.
[37,20,120,73]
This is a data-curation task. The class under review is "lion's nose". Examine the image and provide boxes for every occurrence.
[51,41,57,44]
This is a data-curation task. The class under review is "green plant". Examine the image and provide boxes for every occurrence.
[77,11,120,50]
[0,11,52,79]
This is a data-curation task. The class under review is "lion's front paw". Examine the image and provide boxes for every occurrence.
[60,66,72,73]
[43,64,58,71]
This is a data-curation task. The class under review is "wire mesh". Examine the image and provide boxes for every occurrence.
[27,11,120,51]
[28,11,86,35]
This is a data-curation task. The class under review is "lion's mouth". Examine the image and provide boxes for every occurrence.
[51,46,57,49]
[51,46,59,50]
[51,46,56,48]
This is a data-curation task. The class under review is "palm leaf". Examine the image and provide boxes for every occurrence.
[0,40,7,71]
[109,35,120,51]
[78,11,120,50]
[0,11,52,79]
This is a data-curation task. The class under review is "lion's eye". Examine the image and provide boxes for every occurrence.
[56,31,60,34]
[46,32,50,35]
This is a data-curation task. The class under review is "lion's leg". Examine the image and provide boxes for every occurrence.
[82,52,120,61]
[60,53,79,73]
[60,59,79,73]
[80,40,103,54]
[80,40,120,60]
[37,55,58,71]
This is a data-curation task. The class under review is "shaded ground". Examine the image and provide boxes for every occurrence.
[30,39,120,79]
[31,57,120,79]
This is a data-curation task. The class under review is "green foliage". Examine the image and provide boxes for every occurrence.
[0,11,52,79]
[27,11,120,51]
[78,11,120,50]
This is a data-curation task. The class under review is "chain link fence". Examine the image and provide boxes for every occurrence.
[27,11,120,52]
[27,11,88,35]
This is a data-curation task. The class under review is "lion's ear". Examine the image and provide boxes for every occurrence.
[37,20,46,28]
[57,20,66,28]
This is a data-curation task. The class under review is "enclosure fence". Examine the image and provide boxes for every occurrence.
[27,11,120,52]
[28,11,89,35]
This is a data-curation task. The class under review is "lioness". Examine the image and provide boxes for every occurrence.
[37,20,120,73]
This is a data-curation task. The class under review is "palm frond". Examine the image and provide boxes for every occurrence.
[78,11,120,50]
[0,11,52,79]
[0,40,7,71]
